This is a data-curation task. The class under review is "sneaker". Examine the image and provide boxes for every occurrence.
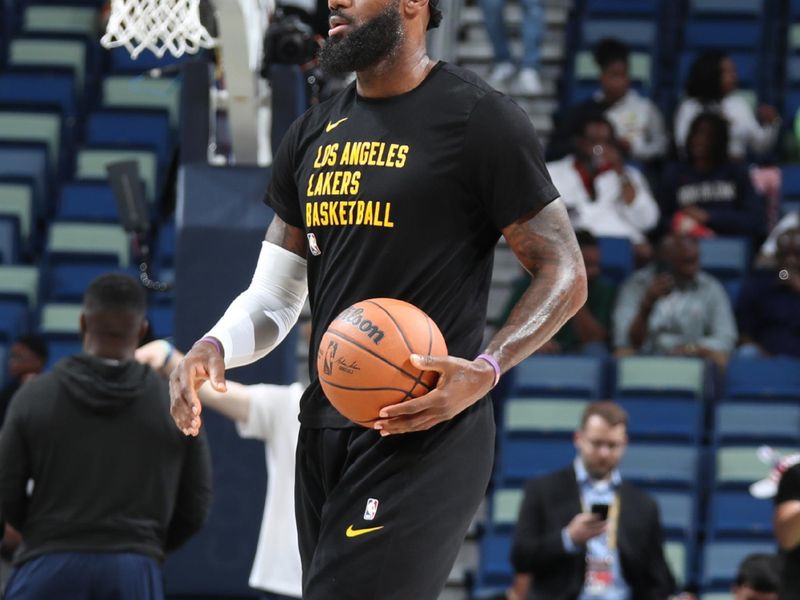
[511,67,543,96]
[486,62,516,89]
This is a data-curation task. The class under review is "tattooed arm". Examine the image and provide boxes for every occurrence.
[374,199,587,435]
[486,200,587,368]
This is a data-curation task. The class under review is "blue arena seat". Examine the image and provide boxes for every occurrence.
[503,398,587,438]
[86,109,172,167]
[500,438,576,484]
[508,355,604,398]
[616,357,706,399]
[45,222,130,268]
[783,164,800,198]
[620,443,698,488]
[44,337,83,368]
[474,528,514,594]
[0,70,77,118]
[581,20,657,50]
[0,181,34,248]
[156,220,176,267]
[597,237,634,284]
[57,180,120,222]
[147,304,174,338]
[0,144,49,217]
[585,0,661,15]
[723,278,742,305]
[689,0,762,16]
[0,218,20,265]
[715,444,796,489]
[0,343,7,389]
[618,399,701,441]
[108,47,190,73]
[43,264,136,302]
[651,491,696,539]
[788,57,800,86]
[684,21,762,50]
[708,491,774,537]
[726,357,800,399]
[716,403,800,443]
[0,265,39,308]
[702,541,776,588]
[698,237,749,281]
[783,90,800,121]
[0,301,29,342]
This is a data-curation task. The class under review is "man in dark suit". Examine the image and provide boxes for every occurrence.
[510,401,676,600]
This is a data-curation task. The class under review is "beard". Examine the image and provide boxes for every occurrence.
[319,1,403,76]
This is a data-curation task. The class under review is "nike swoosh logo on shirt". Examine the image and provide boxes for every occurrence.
[345,524,384,538]
[325,117,348,132]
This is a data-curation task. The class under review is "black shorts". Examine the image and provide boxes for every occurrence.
[295,397,495,600]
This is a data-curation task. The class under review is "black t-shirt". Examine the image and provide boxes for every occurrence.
[266,62,559,427]
[776,464,800,599]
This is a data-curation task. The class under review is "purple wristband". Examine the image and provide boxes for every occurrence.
[194,336,223,357]
[476,353,501,388]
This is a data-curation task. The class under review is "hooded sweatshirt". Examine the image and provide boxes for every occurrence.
[0,354,212,565]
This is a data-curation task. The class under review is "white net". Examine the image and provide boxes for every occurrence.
[101,0,217,59]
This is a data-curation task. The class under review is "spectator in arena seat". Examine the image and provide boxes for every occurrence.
[547,38,667,164]
[674,51,781,161]
[0,335,47,429]
[547,115,659,263]
[500,230,615,355]
[0,273,211,600]
[510,401,678,600]
[660,112,766,240]
[479,0,544,95]
[736,227,800,358]
[730,553,781,600]
[612,234,737,366]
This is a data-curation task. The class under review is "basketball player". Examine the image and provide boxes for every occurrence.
[169,0,587,596]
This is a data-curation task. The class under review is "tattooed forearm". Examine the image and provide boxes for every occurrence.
[265,215,308,257]
[484,199,587,371]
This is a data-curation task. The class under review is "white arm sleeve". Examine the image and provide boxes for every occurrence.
[205,241,307,369]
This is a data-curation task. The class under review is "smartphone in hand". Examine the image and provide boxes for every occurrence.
[591,503,609,521]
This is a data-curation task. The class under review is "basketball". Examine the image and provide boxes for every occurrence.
[316,298,448,426]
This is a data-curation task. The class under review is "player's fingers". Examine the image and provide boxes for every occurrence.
[377,388,445,419]
[170,361,203,432]
[409,353,449,374]
[376,412,439,435]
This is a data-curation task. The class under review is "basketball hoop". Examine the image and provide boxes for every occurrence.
[101,0,217,59]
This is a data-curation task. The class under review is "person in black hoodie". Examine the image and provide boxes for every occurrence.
[0,273,212,600]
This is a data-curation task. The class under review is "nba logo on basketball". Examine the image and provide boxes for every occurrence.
[364,498,379,521]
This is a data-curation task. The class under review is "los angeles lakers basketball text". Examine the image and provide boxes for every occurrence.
[305,141,410,229]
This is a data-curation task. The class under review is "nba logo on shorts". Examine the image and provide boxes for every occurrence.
[307,233,321,256]
[364,498,379,521]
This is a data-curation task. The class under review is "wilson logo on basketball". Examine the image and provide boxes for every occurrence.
[337,307,385,345]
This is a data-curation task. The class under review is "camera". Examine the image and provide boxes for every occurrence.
[261,8,318,73]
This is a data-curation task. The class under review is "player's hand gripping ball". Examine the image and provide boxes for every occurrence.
[317,298,448,426]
